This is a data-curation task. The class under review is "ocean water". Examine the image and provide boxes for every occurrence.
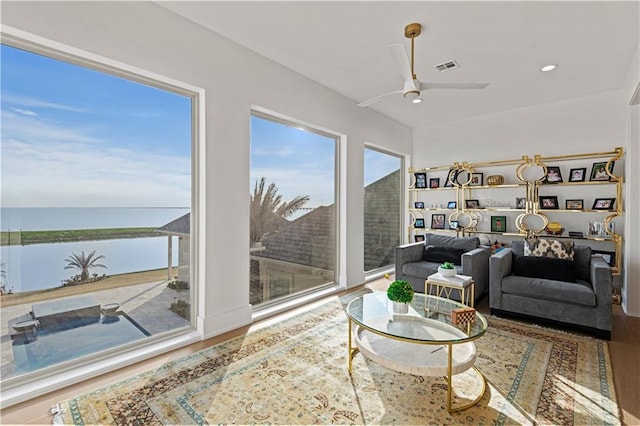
[0,207,189,292]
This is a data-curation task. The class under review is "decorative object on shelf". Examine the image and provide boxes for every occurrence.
[569,167,587,182]
[449,220,459,230]
[491,216,507,232]
[469,172,483,186]
[465,199,480,209]
[438,261,456,277]
[414,201,425,209]
[539,195,559,209]
[568,231,584,238]
[429,178,440,188]
[414,218,425,228]
[589,161,615,181]
[587,221,605,236]
[431,214,446,229]
[447,201,457,209]
[486,175,504,185]
[515,197,526,209]
[607,221,615,234]
[414,172,427,188]
[543,166,563,183]
[544,221,565,236]
[592,198,615,210]
[565,199,584,210]
[592,250,616,267]
[451,307,476,325]
[415,234,425,242]
[443,168,459,187]
[386,280,414,314]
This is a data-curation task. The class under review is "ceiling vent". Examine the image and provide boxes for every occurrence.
[435,60,460,72]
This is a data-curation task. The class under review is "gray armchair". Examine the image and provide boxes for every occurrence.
[395,233,490,303]
[490,240,612,339]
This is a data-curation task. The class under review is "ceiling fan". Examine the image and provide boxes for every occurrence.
[358,23,490,107]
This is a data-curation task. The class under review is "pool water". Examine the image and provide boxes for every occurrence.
[12,315,150,373]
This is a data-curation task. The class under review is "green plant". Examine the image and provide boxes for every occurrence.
[386,280,414,303]
[440,261,455,269]
[169,299,190,319]
[168,279,189,291]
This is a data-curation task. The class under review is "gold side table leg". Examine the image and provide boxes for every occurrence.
[347,319,359,374]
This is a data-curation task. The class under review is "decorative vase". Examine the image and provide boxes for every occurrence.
[438,266,456,277]
[487,175,505,185]
[392,301,409,314]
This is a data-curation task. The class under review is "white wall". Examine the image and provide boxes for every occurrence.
[413,90,639,316]
[1,1,412,337]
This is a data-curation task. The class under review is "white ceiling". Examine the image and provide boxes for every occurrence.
[159,1,639,128]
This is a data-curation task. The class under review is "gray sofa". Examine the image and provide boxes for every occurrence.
[395,233,490,303]
[489,240,612,339]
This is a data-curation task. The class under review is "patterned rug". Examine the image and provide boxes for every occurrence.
[56,295,619,425]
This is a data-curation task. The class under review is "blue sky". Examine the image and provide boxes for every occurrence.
[1,44,192,207]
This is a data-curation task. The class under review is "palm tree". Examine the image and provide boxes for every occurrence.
[250,177,310,244]
[64,250,107,282]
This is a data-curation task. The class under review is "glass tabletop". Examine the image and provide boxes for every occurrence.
[345,292,487,344]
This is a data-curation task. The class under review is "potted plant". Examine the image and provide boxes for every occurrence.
[387,280,414,314]
[438,261,457,277]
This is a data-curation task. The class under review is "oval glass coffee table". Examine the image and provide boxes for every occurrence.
[345,292,488,412]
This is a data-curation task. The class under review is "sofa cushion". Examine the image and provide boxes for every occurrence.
[524,238,575,260]
[512,254,577,283]
[573,246,592,282]
[424,233,479,252]
[501,275,595,307]
[424,246,465,265]
[402,261,461,279]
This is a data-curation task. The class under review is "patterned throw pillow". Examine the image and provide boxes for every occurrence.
[524,238,575,260]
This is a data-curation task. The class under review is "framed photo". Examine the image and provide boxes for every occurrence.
[592,250,615,267]
[429,178,440,188]
[515,197,526,209]
[543,166,563,183]
[414,218,425,228]
[443,168,459,188]
[589,161,615,181]
[431,214,446,229]
[539,195,559,209]
[569,167,586,182]
[447,201,457,209]
[415,234,425,242]
[607,221,615,234]
[587,221,603,236]
[468,172,483,187]
[565,199,584,210]
[449,220,459,230]
[414,172,427,189]
[414,201,425,209]
[465,199,480,209]
[592,198,615,210]
[491,216,507,232]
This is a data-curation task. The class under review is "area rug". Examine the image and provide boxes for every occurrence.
[56,295,619,425]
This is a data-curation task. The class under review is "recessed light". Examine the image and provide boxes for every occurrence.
[540,64,558,72]
[412,97,423,104]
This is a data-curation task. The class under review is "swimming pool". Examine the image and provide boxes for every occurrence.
[12,314,150,373]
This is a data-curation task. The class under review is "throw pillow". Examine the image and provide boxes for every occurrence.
[424,245,465,265]
[524,238,575,260]
[512,254,577,282]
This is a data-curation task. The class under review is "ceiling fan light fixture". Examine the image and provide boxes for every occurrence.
[540,64,558,72]
[403,90,420,101]
[412,97,423,104]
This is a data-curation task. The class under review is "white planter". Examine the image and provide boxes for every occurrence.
[438,266,456,277]
[392,301,409,314]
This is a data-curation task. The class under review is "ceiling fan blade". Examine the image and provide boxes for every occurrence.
[357,89,404,107]
[389,43,413,83]
[419,81,490,90]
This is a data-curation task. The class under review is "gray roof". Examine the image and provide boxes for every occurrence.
[157,213,190,236]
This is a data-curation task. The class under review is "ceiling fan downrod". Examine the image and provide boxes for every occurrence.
[404,23,421,80]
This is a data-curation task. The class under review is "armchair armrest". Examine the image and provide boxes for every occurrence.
[461,247,490,298]
[590,256,612,331]
[394,242,425,279]
[489,248,512,309]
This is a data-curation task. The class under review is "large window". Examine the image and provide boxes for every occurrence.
[0,42,194,383]
[249,112,337,307]
[364,147,402,272]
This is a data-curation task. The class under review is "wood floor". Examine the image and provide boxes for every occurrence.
[2,280,639,425]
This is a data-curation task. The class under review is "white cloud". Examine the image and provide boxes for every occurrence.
[12,108,37,116]
[2,93,87,113]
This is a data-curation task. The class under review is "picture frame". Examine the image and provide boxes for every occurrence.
[465,199,480,209]
[415,234,425,242]
[539,195,559,209]
[543,166,563,183]
[607,221,615,235]
[491,216,507,232]
[447,201,457,209]
[587,221,603,236]
[592,198,615,210]
[568,167,586,182]
[592,250,615,267]
[449,220,459,230]
[515,197,526,209]
[414,172,427,189]
[414,201,425,209]
[443,168,459,188]
[431,214,446,229]
[589,161,615,181]
[468,172,484,187]
[429,178,440,189]
[414,218,425,228]
[565,199,584,210]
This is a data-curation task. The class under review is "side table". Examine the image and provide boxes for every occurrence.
[425,273,475,307]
